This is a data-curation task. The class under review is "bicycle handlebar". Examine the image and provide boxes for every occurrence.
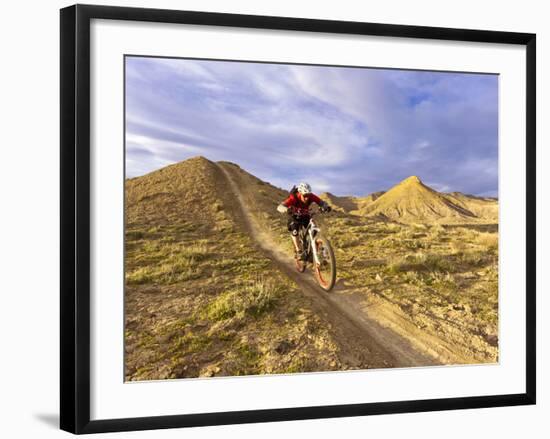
[288,206,326,217]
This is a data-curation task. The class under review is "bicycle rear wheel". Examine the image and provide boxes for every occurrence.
[313,234,336,291]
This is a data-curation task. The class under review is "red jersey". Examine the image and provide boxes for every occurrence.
[282,192,323,215]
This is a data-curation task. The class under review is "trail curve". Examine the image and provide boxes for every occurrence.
[217,162,440,369]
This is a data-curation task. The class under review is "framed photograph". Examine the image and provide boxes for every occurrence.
[60,4,536,434]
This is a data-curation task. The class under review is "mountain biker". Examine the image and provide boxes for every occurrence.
[276,182,331,260]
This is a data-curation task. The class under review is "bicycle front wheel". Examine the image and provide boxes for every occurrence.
[313,234,336,291]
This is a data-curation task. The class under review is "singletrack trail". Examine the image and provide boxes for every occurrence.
[217,162,441,369]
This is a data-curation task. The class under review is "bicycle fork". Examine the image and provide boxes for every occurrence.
[308,224,321,266]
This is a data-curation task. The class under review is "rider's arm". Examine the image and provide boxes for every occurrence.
[310,194,331,212]
[278,194,297,214]
[277,204,288,214]
[308,193,323,205]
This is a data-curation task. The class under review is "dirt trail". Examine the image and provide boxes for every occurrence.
[217,163,440,369]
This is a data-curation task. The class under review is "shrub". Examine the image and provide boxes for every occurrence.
[411,223,428,231]
[459,251,487,267]
[126,230,144,241]
[179,241,209,261]
[387,252,453,274]
[429,224,446,239]
[475,232,499,251]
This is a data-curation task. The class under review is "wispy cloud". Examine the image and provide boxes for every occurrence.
[125,57,498,196]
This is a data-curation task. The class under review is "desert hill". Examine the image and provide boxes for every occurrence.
[360,175,496,223]
[320,192,385,214]
[444,192,499,222]
[350,191,385,215]
[126,156,234,227]
[320,192,358,213]
[127,158,497,225]
[126,156,302,247]
[125,156,349,380]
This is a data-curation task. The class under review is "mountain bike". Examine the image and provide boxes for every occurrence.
[291,208,337,291]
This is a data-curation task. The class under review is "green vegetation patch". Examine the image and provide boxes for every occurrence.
[204,277,284,321]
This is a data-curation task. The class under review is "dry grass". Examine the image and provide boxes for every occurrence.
[323,213,499,361]
[126,241,210,285]
[475,232,499,251]
[204,277,283,321]
[387,252,454,274]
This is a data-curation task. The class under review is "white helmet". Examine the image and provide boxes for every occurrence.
[297,182,312,195]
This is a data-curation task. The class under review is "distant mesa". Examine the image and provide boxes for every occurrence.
[320,192,359,213]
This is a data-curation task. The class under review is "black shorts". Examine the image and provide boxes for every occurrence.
[287,215,310,236]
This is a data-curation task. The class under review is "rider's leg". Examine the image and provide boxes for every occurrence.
[291,234,301,252]
[288,219,302,255]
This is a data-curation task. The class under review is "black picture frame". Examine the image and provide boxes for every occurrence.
[60,4,536,434]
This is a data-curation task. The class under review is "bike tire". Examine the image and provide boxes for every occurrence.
[313,234,336,291]
[295,255,306,273]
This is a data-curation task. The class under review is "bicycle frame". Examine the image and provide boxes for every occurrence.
[301,217,321,265]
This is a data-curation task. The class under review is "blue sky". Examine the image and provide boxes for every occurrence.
[125,56,498,197]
